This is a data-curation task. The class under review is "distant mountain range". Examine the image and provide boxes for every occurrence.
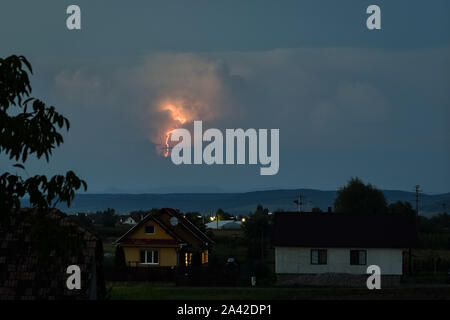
[21,189,450,217]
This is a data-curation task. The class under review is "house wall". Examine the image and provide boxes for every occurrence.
[122,221,178,267]
[128,221,173,240]
[123,247,178,267]
[275,247,403,275]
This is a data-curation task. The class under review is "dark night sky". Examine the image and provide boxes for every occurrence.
[1,0,449,193]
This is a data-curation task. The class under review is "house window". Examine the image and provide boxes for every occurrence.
[144,225,155,234]
[140,250,159,264]
[185,253,192,266]
[350,250,367,265]
[202,250,209,264]
[311,249,327,265]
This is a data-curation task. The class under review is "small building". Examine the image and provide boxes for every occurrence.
[119,215,138,225]
[205,220,242,230]
[115,208,213,268]
[0,208,105,300]
[272,212,418,287]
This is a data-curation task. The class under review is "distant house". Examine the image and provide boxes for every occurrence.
[0,208,105,300]
[205,220,242,230]
[119,215,137,225]
[272,212,418,287]
[115,208,213,268]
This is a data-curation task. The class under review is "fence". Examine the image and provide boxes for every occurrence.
[103,264,245,286]
[104,266,177,282]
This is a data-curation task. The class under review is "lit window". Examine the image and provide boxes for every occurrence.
[201,251,209,264]
[140,250,159,264]
[185,253,192,266]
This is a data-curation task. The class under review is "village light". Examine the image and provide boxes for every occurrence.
[210,216,215,221]
[241,218,246,223]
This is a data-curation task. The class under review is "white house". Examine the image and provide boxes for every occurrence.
[272,212,417,287]
[205,220,242,230]
[119,215,137,225]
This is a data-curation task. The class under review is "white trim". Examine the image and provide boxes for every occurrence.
[140,249,159,264]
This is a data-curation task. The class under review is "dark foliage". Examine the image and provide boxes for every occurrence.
[419,213,450,234]
[388,201,416,217]
[334,177,387,215]
[114,245,127,268]
[215,208,233,220]
[242,205,272,260]
[97,208,117,227]
[0,55,86,214]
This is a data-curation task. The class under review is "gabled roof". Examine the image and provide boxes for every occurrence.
[0,208,104,300]
[115,208,213,246]
[163,208,214,245]
[129,211,145,223]
[205,220,242,229]
[115,210,185,245]
[272,212,418,248]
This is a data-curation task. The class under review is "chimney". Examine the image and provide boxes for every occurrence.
[327,207,332,213]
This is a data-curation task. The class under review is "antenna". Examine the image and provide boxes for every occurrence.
[293,193,303,213]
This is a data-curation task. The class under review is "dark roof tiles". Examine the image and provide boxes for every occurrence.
[272,212,418,248]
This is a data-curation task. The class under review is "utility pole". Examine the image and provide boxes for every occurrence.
[414,185,421,217]
[294,193,303,213]
[409,185,422,277]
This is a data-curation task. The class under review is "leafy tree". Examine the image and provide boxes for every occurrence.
[216,208,232,220]
[69,213,94,231]
[0,55,86,214]
[98,208,117,227]
[388,201,415,217]
[418,213,450,234]
[242,204,272,260]
[334,177,387,215]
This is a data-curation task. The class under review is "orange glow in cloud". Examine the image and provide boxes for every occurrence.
[159,100,192,157]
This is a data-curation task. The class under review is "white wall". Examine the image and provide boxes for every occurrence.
[275,247,403,275]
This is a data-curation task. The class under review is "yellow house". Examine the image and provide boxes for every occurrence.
[115,208,213,268]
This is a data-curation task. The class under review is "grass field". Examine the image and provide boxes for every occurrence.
[108,283,450,300]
